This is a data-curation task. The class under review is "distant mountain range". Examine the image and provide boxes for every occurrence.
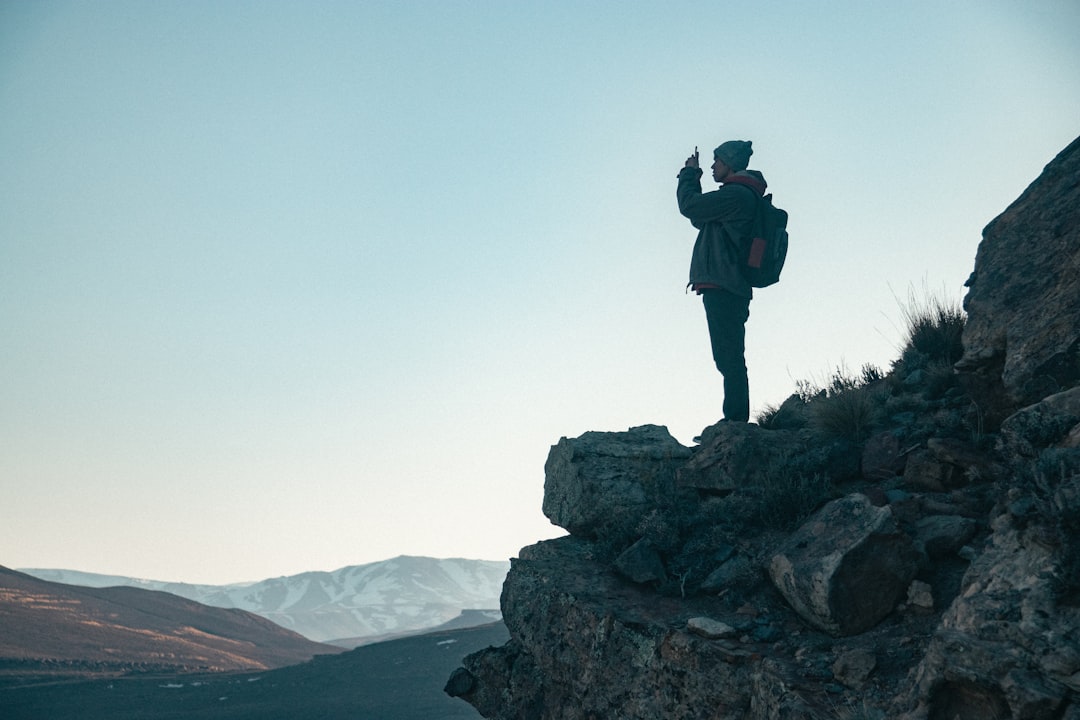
[21,556,509,643]
[0,565,338,684]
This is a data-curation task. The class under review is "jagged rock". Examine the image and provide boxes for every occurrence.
[956,135,1080,419]
[912,514,979,558]
[862,431,908,480]
[897,508,1080,719]
[686,616,736,639]
[456,535,809,719]
[927,437,997,480]
[454,640,545,719]
[1064,422,1080,449]
[903,449,954,491]
[700,555,756,594]
[676,422,802,493]
[444,666,476,697]
[906,580,934,610]
[769,494,919,636]
[998,386,1080,458]
[542,425,692,545]
[832,647,877,689]
[614,538,666,584]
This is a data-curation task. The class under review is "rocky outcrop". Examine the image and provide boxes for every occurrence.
[898,485,1080,720]
[448,137,1080,718]
[956,135,1080,422]
[769,494,919,636]
[542,425,693,547]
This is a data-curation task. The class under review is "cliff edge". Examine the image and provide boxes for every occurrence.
[447,136,1080,720]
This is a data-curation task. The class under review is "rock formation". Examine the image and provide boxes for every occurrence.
[447,135,1080,719]
[956,135,1080,423]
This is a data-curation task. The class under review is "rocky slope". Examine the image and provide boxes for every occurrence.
[446,135,1080,719]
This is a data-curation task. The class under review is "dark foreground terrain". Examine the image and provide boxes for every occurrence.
[0,622,509,720]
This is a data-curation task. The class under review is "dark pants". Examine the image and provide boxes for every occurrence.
[701,289,751,422]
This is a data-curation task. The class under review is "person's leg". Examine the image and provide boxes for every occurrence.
[702,290,751,422]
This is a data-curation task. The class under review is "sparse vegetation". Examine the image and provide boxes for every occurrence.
[755,401,784,427]
[811,383,886,444]
[759,286,970,447]
[756,394,809,429]
[795,362,885,402]
[757,469,835,530]
[721,464,835,532]
[894,283,967,367]
[788,362,888,445]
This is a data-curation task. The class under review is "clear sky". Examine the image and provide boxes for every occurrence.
[2,1,1078,585]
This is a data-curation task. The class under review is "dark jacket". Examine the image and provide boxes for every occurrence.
[677,167,768,298]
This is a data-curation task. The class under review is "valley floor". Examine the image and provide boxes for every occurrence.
[0,622,508,720]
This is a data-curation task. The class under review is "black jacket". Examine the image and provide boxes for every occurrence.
[677,167,767,298]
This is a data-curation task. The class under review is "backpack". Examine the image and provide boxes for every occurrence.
[742,193,789,288]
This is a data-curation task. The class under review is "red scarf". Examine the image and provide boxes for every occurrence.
[721,173,766,196]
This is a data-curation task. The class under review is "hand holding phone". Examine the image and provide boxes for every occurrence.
[685,146,700,169]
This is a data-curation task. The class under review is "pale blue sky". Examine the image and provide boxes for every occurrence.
[2,1,1078,584]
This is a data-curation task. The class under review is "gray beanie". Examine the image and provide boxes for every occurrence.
[713,140,753,171]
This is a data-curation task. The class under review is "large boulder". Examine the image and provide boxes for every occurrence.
[956,135,1080,420]
[542,425,692,546]
[769,493,920,636]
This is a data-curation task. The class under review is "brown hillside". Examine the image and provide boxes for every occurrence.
[0,565,342,683]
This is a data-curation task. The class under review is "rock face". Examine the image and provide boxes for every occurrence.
[898,493,1080,720]
[447,137,1080,718]
[542,425,692,546]
[956,135,1080,421]
[769,494,919,636]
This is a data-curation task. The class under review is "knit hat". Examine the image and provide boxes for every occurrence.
[713,140,753,171]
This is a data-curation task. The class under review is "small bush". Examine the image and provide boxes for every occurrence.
[811,384,885,444]
[787,363,887,444]
[922,359,960,400]
[860,363,886,385]
[756,394,810,429]
[755,470,834,530]
[897,284,966,365]
[756,402,783,426]
[809,364,886,442]
[718,464,835,532]
[796,362,884,401]
[795,377,824,403]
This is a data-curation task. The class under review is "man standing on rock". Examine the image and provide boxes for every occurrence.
[677,140,766,423]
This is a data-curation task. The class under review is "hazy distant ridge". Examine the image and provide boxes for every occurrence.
[0,565,335,680]
[22,556,509,643]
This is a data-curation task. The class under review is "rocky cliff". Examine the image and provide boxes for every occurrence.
[446,136,1080,720]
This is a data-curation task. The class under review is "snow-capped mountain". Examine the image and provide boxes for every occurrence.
[22,556,509,643]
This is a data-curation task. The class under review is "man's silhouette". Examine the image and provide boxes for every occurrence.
[677,140,767,423]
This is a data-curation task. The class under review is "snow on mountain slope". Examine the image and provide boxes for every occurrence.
[21,556,509,642]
